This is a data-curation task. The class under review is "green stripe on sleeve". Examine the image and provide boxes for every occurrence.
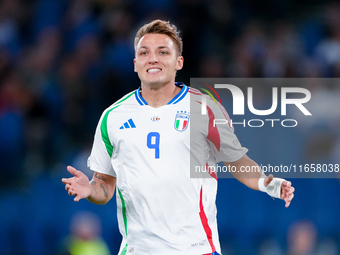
[114,91,135,106]
[100,91,135,157]
[100,106,119,157]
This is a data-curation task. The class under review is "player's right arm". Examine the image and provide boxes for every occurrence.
[62,166,116,205]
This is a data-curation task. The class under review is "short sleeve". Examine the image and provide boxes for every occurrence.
[87,110,116,177]
[205,100,248,163]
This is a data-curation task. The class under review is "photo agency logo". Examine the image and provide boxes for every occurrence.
[193,79,312,128]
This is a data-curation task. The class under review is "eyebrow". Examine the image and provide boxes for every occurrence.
[138,46,170,50]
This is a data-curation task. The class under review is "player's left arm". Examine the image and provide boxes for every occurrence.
[224,154,295,207]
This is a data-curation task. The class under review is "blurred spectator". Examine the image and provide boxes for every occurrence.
[0,71,26,186]
[199,54,226,77]
[58,211,111,255]
[227,20,267,77]
[286,221,317,255]
[259,238,284,255]
[314,2,340,77]
[316,238,339,255]
[0,0,23,58]
[262,20,304,77]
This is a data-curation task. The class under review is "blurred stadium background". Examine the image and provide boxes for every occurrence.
[0,0,340,254]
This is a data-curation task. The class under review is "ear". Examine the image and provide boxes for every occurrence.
[175,56,184,71]
[133,58,137,72]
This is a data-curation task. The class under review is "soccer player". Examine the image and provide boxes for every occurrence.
[62,20,295,255]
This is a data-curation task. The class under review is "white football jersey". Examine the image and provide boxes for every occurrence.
[88,83,248,255]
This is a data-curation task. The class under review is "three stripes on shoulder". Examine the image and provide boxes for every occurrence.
[120,119,136,129]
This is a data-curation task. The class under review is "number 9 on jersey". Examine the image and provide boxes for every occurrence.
[147,132,160,159]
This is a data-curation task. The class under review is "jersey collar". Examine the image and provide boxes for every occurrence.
[135,82,188,106]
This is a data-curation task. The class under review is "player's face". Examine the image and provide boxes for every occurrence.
[134,33,183,88]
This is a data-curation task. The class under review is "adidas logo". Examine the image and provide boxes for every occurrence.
[119,119,136,129]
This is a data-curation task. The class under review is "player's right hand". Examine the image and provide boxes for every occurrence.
[62,166,92,202]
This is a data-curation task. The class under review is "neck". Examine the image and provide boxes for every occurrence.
[140,82,181,108]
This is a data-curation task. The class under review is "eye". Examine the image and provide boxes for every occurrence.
[140,51,148,56]
[160,51,168,55]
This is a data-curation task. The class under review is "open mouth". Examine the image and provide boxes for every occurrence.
[147,68,162,74]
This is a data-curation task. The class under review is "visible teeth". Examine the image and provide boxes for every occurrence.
[148,68,161,73]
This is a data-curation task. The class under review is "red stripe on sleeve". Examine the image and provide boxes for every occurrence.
[188,90,202,96]
[206,106,221,151]
[206,163,217,180]
[199,186,216,253]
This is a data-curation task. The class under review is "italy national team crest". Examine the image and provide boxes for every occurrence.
[174,111,190,131]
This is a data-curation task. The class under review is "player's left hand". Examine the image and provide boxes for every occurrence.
[264,174,295,208]
[280,180,294,208]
